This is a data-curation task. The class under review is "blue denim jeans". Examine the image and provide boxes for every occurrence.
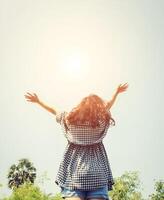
[60,185,110,200]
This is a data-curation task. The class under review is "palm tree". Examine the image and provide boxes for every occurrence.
[7,158,36,190]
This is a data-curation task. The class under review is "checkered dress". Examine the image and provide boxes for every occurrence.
[54,110,115,191]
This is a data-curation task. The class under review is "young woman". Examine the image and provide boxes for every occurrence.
[25,83,128,200]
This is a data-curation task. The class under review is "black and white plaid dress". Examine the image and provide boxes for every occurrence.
[55,109,115,191]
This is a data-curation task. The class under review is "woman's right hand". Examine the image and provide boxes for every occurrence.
[24,92,40,103]
[116,83,129,94]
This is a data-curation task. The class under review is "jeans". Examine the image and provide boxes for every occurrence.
[60,185,110,200]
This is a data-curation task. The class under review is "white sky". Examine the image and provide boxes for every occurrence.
[0,0,164,198]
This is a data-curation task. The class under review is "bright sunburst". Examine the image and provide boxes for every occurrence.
[59,52,90,81]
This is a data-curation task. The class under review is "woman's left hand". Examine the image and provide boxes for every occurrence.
[24,92,40,103]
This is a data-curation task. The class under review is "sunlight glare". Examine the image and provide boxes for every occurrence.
[60,52,90,81]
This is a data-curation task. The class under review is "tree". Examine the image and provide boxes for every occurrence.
[109,171,144,200]
[7,158,36,190]
[1,182,62,200]
[2,182,46,200]
[149,180,164,200]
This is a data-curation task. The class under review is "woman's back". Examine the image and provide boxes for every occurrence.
[55,109,115,191]
[56,111,111,146]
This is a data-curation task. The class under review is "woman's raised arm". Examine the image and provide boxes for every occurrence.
[24,92,57,115]
[106,83,129,110]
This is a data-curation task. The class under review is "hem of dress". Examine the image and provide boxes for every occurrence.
[55,180,114,192]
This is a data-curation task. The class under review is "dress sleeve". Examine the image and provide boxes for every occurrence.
[55,111,69,141]
[56,111,66,124]
[106,107,115,127]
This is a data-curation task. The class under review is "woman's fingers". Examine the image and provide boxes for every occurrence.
[24,92,39,103]
[33,93,38,99]
[26,92,33,96]
[25,95,33,100]
[120,83,129,89]
[25,97,35,102]
[24,95,31,99]
[122,86,128,90]
[25,92,37,98]
[123,84,129,88]
[25,97,32,101]
[118,83,126,88]
[24,94,34,101]
[117,83,129,93]
[26,92,38,97]
[121,83,128,87]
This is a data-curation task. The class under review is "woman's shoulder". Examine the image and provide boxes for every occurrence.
[55,111,68,124]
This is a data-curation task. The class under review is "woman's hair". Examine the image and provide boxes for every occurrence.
[66,94,115,128]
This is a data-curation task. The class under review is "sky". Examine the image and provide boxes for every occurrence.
[0,0,164,198]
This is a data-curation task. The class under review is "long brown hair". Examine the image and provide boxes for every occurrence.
[66,94,115,128]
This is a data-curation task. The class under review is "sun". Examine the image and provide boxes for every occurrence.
[65,54,81,74]
[60,52,90,81]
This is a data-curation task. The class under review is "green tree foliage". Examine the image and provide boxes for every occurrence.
[1,170,163,200]
[0,182,3,197]
[148,180,164,200]
[109,171,144,200]
[7,158,36,190]
[1,182,62,200]
[3,182,47,200]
